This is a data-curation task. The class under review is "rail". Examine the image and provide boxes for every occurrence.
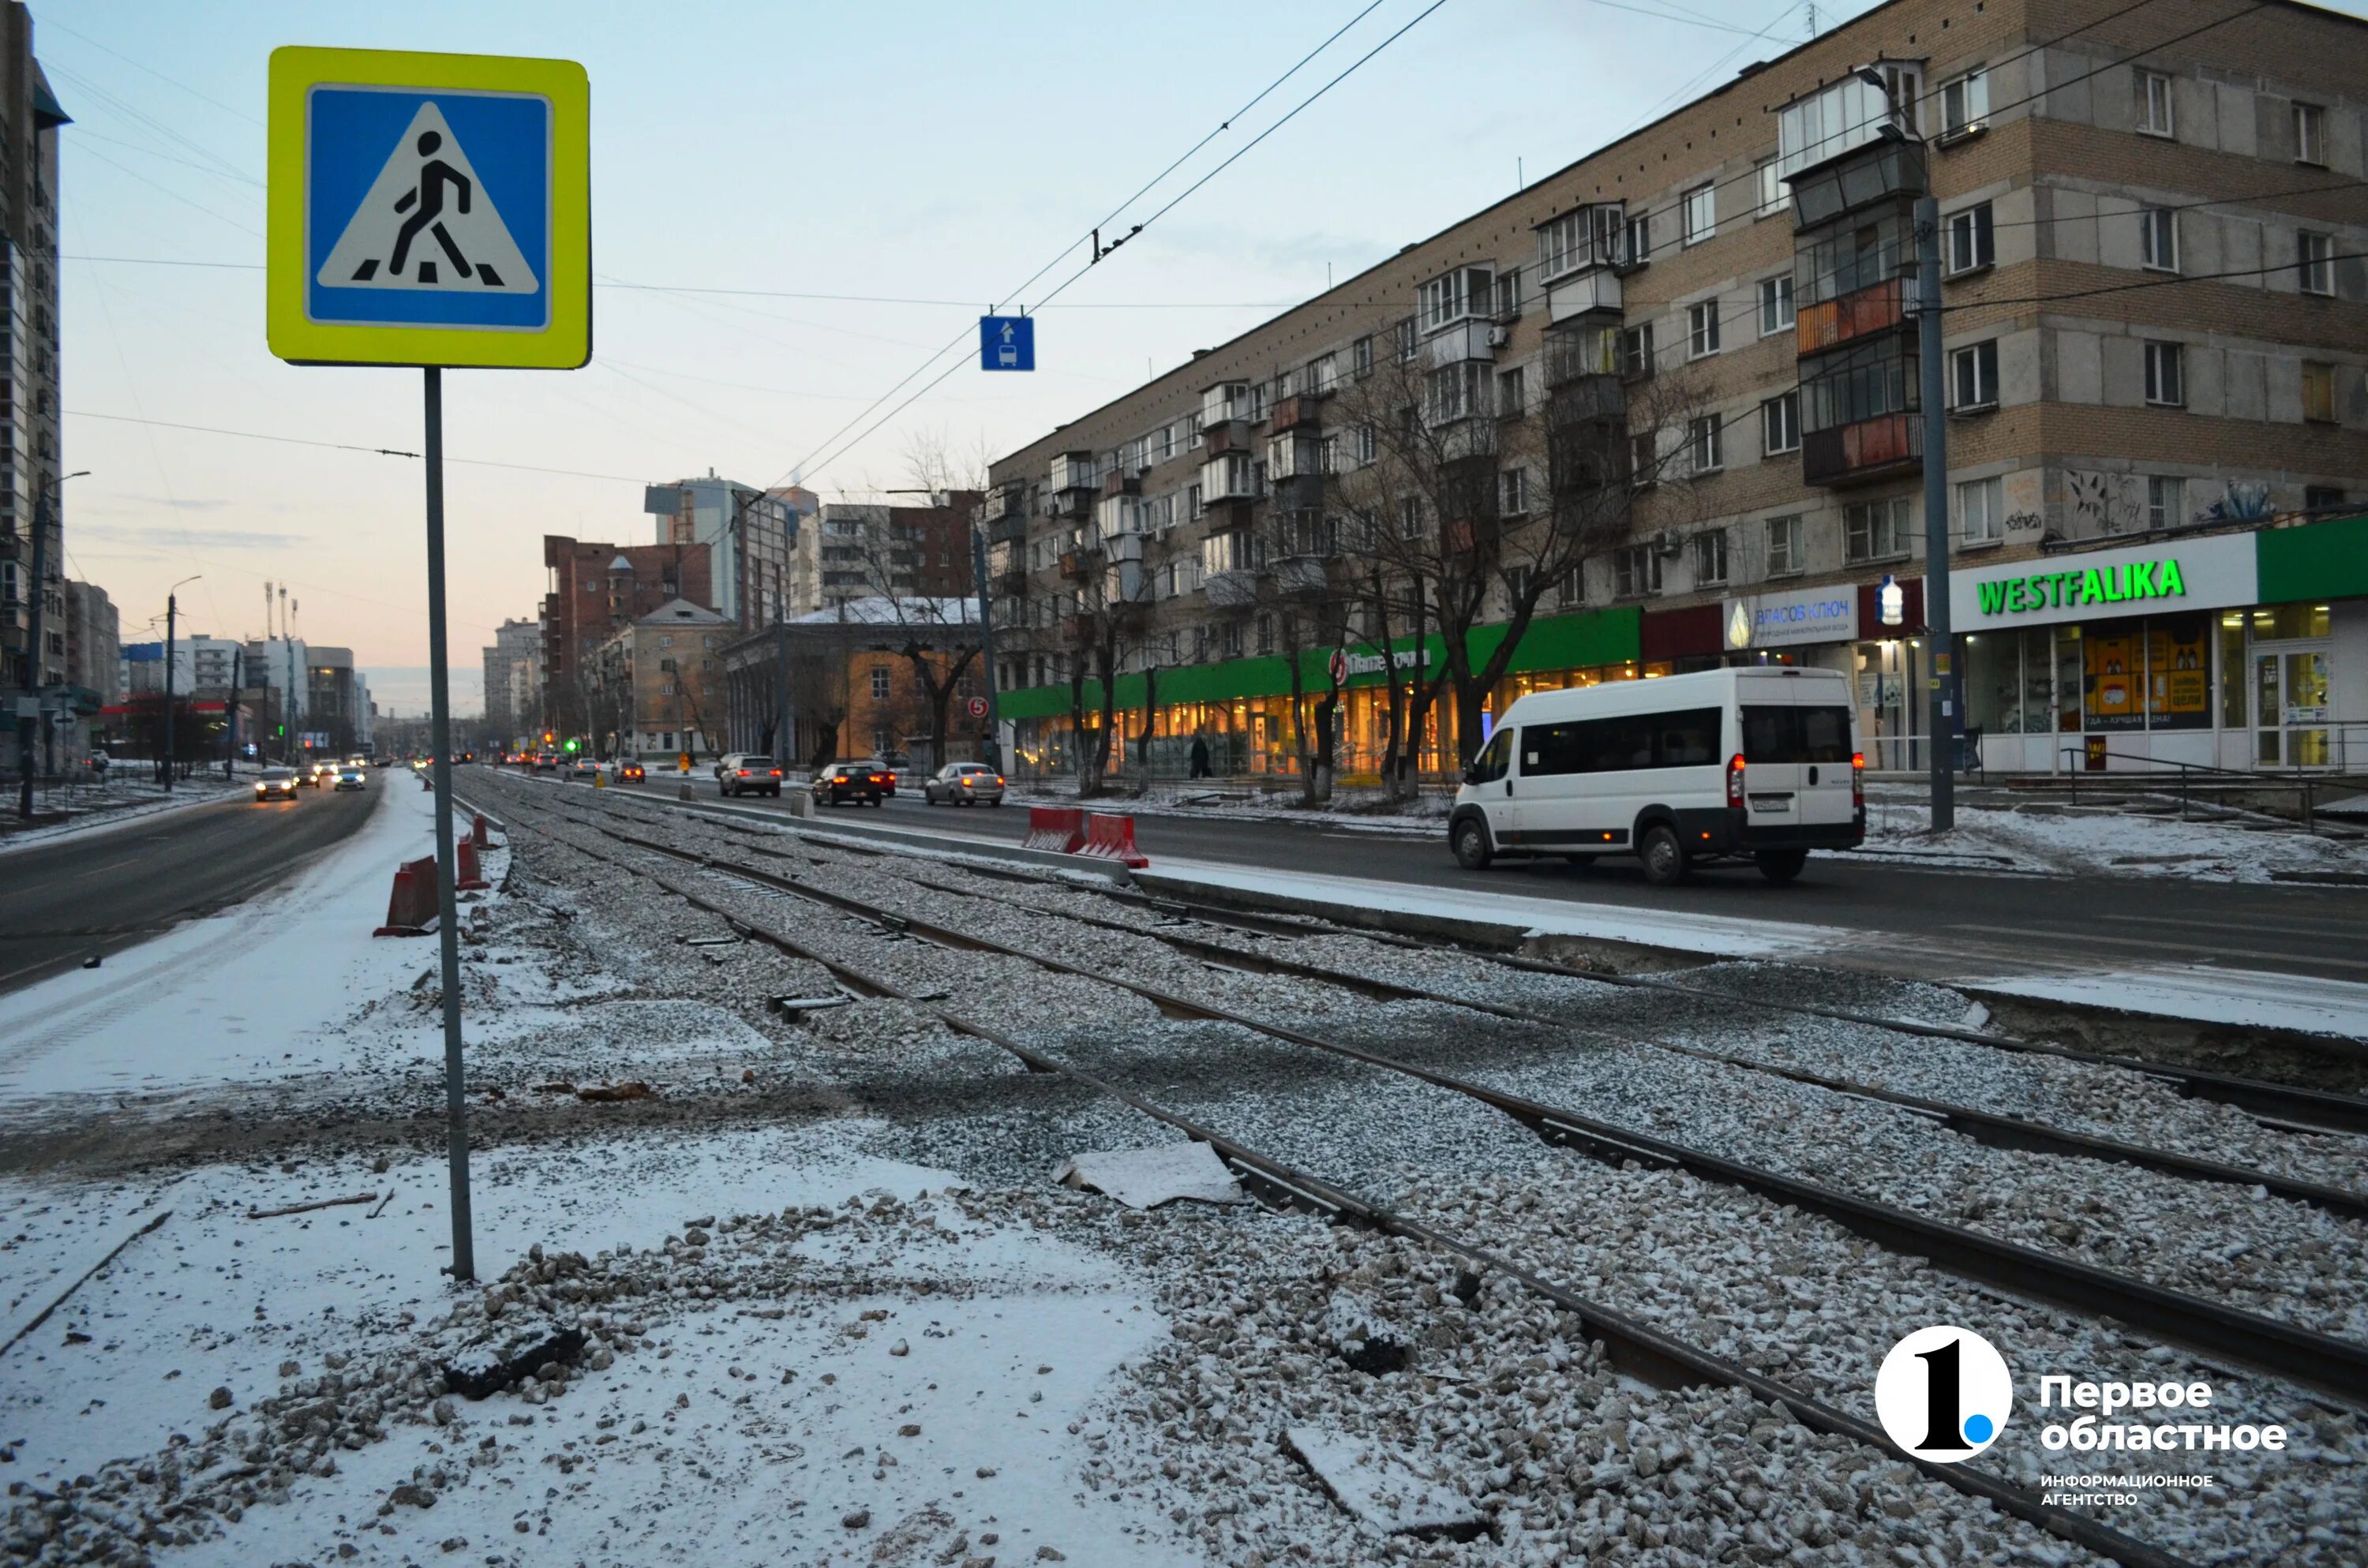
[2055,747,2362,833]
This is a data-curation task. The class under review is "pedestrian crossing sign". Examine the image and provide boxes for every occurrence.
[267,47,590,369]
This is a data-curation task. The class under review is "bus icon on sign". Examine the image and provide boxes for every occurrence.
[980,315,1033,372]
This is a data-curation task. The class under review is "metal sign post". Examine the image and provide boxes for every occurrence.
[268,45,590,1284]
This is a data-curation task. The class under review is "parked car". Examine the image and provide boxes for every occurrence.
[1447,667,1864,885]
[812,761,882,806]
[719,755,784,798]
[860,758,899,796]
[334,765,366,791]
[922,762,1005,806]
[255,766,301,802]
[618,762,646,783]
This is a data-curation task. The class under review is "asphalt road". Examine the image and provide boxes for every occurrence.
[0,782,380,997]
[582,771,2368,988]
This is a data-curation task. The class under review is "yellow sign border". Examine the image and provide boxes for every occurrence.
[266,46,590,369]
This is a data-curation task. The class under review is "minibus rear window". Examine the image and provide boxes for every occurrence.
[1742,705,1854,764]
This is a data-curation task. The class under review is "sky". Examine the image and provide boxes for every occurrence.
[55,0,2340,717]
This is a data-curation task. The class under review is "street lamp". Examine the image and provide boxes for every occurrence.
[1853,66,1954,832]
[161,574,203,791]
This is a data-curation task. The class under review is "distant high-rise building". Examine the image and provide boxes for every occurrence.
[481,616,541,743]
[644,473,815,630]
[0,4,67,705]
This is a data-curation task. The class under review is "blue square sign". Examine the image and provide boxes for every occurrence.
[980,315,1033,372]
[305,87,553,332]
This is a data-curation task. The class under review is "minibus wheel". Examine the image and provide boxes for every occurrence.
[1639,824,1687,885]
[1755,848,1808,885]
[1451,816,1493,870]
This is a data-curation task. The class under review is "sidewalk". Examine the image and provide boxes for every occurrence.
[0,768,257,858]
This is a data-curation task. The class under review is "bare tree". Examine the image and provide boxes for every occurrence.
[1327,330,1708,771]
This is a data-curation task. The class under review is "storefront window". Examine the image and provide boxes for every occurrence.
[2055,624,2084,734]
[2250,603,2331,640]
[2145,614,2210,729]
[1965,633,2016,735]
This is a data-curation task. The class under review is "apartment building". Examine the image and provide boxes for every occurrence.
[589,597,734,760]
[0,4,64,707]
[481,616,541,744]
[539,535,712,738]
[985,0,2368,778]
[794,493,981,618]
[645,473,815,629]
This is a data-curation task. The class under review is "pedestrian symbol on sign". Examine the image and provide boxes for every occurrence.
[318,102,537,294]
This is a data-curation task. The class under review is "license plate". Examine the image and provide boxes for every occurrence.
[1748,793,1794,811]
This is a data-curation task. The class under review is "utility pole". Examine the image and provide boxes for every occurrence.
[422,365,475,1283]
[163,590,179,791]
[971,514,1002,773]
[774,587,789,764]
[1915,191,1954,833]
[223,646,242,779]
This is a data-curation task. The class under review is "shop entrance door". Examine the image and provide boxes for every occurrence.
[2253,647,2332,767]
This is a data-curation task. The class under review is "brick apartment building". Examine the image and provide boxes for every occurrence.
[796,492,982,618]
[984,0,2368,780]
[539,536,711,738]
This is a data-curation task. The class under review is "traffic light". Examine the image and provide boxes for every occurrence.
[543,731,556,745]
[563,738,579,753]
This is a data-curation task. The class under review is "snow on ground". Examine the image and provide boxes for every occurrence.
[1968,965,2368,1042]
[0,772,257,860]
[1860,794,2368,881]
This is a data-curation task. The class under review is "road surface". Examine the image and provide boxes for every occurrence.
[583,771,2366,988]
[0,784,380,997]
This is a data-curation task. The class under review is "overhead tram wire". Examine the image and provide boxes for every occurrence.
[761,0,1414,495]
[792,0,1453,486]
[62,410,650,484]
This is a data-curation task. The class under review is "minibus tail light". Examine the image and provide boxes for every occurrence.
[1852,750,1865,810]
[1725,753,1745,809]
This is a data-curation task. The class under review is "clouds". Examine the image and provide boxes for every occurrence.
[77,519,307,551]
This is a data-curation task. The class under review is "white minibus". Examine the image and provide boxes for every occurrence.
[1446,667,1864,885]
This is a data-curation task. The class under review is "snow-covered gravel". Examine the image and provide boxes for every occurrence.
[521,788,2368,1344]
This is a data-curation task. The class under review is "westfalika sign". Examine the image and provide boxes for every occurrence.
[1950,533,2257,631]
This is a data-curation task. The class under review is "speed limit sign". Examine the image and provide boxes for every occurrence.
[966,696,990,720]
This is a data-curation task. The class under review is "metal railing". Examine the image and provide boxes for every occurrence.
[2054,745,2364,834]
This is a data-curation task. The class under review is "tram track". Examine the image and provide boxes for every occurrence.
[470,784,2208,1568]
[484,781,2368,1411]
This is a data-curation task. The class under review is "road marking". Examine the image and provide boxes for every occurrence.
[74,858,141,881]
[2098,912,2341,940]
[1946,922,2368,971]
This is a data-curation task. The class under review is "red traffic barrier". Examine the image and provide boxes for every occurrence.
[1021,806,1087,854]
[456,838,491,892]
[471,813,491,849]
[1077,812,1149,869]
[373,855,439,937]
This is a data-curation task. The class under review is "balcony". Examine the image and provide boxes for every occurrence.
[1789,140,1926,230]
[1546,371,1624,428]
[1270,395,1321,431]
[1058,547,1099,582]
[1426,322,1498,366]
[1045,488,1093,521]
[1441,515,1503,555]
[987,485,1027,522]
[1201,452,1259,503]
[991,568,1029,597]
[1433,418,1498,465]
[1546,268,1621,324]
[988,512,1029,545]
[1271,473,1325,513]
[1047,452,1097,492]
[1205,568,1259,609]
[1276,555,1331,598]
[1802,412,1922,487]
[1204,421,1253,458]
[1796,278,1907,357]
[1101,470,1141,498]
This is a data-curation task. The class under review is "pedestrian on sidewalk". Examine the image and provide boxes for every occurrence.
[1189,732,1212,780]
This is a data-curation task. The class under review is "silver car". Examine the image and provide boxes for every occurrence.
[922,762,1005,806]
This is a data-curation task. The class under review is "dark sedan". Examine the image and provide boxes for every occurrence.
[812,762,882,806]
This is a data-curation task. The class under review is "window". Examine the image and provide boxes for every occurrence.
[1419,266,1493,331]
[1941,69,1988,134]
[1499,467,1530,515]
[1629,430,1660,487]
[2145,340,2185,406]
[1186,483,1203,519]
[2146,475,2185,530]
[1497,366,1526,417]
[1688,414,1724,473]
[2140,208,2179,273]
[1692,529,1729,584]
[2137,69,2174,137]
[1684,182,1716,245]
[1759,275,1795,336]
[1353,335,1374,377]
[1947,202,1994,273]
[1741,705,1853,765]
[1618,323,1654,378]
[1495,269,1523,320]
[1426,361,1490,423]
[2295,102,2326,165]
[1760,391,1800,455]
[1845,496,1913,561]
[1395,316,1418,363]
[1688,301,1721,357]
[1503,564,1531,609]
[1309,354,1337,394]
[2305,485,2347,514]
[1766,514,1804,575]
[869,668,890,700]
[1778,64,1920,178]
[1523,707,1725,775]
[2299,230,2334,296]
[1755,159,1785,219]
[1958,475,2004,544]
[1613,545,1662,597]
[1352,424,1377,466]
[2302,361,2336,424]
[1557,563,1585,605]
[1950,340,1999,410]
[1625,211,1652,266]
